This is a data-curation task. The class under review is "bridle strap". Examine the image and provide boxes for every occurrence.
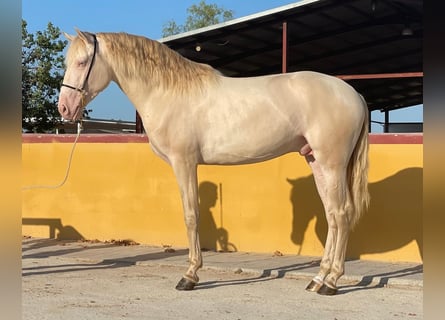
[61,33,98,94]
[60,83,84,93]
[82,34,97,90]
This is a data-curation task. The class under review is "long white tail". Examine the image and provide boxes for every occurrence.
[347,97,370,228]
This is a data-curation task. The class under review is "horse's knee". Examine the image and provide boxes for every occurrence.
[184,214,198,229]
[335,211,351,230]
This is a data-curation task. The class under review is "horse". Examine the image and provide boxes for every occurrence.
[57,30,370,295]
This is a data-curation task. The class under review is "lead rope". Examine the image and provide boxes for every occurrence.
[22,121,83,191]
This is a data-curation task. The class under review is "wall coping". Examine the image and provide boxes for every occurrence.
[22,133,423,144]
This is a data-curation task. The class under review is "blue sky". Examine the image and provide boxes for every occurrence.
[22,0,422,132]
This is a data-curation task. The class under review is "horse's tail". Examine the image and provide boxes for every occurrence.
[347,95,370,228]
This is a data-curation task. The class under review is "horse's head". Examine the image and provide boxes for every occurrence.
[58,30,111,121]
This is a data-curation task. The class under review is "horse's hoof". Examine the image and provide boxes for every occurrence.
[305,279,323,292]
[317,283,338,296]
[175,277,196,291]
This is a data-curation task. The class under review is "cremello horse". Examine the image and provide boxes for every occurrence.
[58,30,370,295]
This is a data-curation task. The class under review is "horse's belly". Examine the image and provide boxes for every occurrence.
[201,151,290,165]
[199,133,306,165]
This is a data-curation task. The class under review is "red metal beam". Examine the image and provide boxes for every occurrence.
[282,21,288,74]
[135,111,144,134]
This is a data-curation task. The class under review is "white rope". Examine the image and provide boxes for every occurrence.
[22,122,82,191]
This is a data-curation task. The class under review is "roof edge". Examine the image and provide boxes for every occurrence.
[158,0,322,42]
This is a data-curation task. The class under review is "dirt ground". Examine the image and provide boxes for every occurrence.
[22,255,422,320]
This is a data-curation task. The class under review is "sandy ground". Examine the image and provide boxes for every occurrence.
[23,255,422,320]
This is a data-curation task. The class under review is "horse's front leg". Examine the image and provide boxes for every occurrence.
[171,159,202,291]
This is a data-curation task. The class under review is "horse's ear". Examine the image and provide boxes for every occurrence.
[75,29,96,45]
[63,32,75,42]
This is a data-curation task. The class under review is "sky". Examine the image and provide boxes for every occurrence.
[22,0,422,132]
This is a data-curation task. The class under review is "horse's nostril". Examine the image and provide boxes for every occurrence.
[59,104,69,117]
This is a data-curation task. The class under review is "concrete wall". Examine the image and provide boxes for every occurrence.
[22,133,422,263]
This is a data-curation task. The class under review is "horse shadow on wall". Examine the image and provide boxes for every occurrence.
[198,181,237,252]
[288,167,423,260]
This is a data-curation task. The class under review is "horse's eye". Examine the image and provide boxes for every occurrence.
[77,60,87,67]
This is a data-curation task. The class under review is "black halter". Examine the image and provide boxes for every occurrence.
[61,33,98,95]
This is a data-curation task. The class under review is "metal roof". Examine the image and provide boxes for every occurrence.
[160,0,422,112]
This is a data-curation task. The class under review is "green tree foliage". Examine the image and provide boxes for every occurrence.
[22,19,67,133]
[162,0,234,37]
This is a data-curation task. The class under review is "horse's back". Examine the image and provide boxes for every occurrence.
[228,71,364,127]
[195,71,364,165]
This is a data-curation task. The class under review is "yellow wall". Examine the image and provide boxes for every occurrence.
[22,137,422,263]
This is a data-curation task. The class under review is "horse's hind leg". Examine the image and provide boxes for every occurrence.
[304,156,332,292]
[318,171,352,296]
[305,156,352,295]
[170,158,202,291]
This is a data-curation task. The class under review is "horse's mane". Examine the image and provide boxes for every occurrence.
[98,32,220,93]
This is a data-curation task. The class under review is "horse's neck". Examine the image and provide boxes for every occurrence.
[108,64,201,114]
[101,36,218,120]
[106,59,158,116]
[108,62,186,133]
[113,76,151,110]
